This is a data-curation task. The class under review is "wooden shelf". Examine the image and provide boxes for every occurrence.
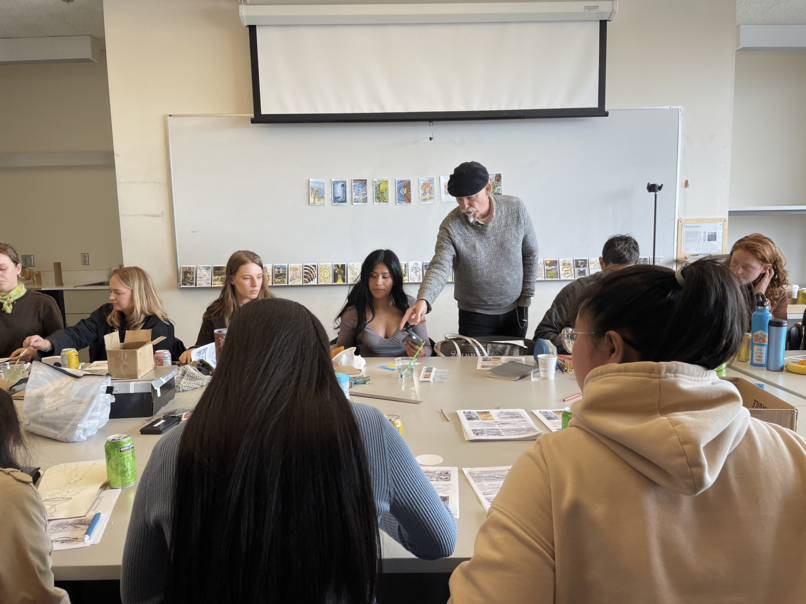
[728,206,806,217]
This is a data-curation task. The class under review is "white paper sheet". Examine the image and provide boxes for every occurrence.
[462,466,511,511]
[475,356,526,370]
[49,489,121,550]
[533,409,565,433]
[39,460,108,520]
[681,223,723,254]
[457,409,541,441]
[422,467,459,519]
[191,342,217,368]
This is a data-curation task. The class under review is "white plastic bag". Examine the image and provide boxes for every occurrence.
[23,361,113,442]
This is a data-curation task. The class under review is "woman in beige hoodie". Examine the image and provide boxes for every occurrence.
[0,389,69,604]
[449,259,806,604]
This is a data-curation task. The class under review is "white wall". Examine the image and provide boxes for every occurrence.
[102,0,737,346]
[0,55,123,275]
[728,50,806,285]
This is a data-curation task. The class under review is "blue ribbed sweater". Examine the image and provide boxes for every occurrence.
[120,402,457,604]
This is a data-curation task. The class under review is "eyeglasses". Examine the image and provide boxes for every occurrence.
[561,327,594,353]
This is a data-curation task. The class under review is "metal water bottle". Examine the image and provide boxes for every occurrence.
[766,319,787,372]
[750,294,772,367]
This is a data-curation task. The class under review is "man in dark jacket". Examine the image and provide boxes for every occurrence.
[533,235,639,352]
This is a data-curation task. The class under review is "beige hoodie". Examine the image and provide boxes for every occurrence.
[449,362,806,604]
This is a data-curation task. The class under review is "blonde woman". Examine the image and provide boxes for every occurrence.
[178,250,274,364]
[16,267,180,362]
[1,242,63,360]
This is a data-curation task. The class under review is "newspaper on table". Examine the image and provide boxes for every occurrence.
[191,342,217,368]
[456,409,541,441]
[476,356,526,370]
[462,466,511,511]
[533,409,565,433]
[422,467,459,518]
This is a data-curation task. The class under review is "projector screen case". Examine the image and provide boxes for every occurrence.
[248,19,608,123]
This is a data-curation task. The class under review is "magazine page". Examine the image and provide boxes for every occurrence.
[462,466,511,511]
[456,409,541,441]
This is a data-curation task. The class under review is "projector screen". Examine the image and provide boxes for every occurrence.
[249,20,607,123]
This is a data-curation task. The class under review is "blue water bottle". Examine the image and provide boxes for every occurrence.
[750,294,772,367]
[766,319,787,372]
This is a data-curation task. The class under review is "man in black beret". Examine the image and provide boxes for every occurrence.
[399,161,538,338]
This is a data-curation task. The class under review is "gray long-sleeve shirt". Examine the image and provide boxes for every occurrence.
[532,272,605,353]
[417,194,538,315]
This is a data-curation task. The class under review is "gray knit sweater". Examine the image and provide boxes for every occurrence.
[120,402,457,604]
[417,194,538,315]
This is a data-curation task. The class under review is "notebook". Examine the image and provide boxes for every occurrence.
[487,361,537,381]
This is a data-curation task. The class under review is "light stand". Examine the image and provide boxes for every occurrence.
[646,183,663,265]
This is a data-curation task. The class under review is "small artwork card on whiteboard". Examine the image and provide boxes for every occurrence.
[196,265,212,287]
[423,261,430,273]
[560,259,574,280]
[288,264,303,285]
[544,259,559,280]
[489,173,503,195]
[589,258,602,274]
[180,265,196,287]
[408,261,423,283]
[639,256,650,265]
[373,179,390,205]
[273,264,288,285]
[536,259,545,281]
[440,176,455,203]
[212,265,226,287]
[309,179,325,206]
[352,179,368,205]
[318,263,333,285]
[573,259,589,279]
[332,179,348,205]
[419,177,435,204]
[396,179,412,205]
[303,264,318,285]
[400,262,408,282]
[333,263,346,284]
[654,256,664,266]
[347,263,361,284]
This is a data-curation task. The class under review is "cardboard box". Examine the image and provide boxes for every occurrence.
[722,377,798,431]
[104,330,166,379]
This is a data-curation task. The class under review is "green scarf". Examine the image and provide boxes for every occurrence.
[0,283,25,313]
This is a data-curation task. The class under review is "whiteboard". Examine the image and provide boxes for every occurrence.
[167,108,680,286]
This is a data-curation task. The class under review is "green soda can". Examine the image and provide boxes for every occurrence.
[105,434,137,488]
[561,407,573,430]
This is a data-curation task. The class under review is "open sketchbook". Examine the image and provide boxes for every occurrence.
[38,460,107,520]
[462,466,511,511]
[456,409,541,441]
[422,467,459,518]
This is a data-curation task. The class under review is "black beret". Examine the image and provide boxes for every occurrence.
[447,161,490,197]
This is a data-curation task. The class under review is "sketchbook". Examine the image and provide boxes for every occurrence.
[456,409,541,441]
[487,361,537,381]
[38,460,107,521]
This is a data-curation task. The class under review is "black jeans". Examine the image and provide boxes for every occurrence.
[458,307,528,338]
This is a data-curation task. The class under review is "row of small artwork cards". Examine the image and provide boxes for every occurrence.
[309,173,503,206]
[540,257,664,280]
[179,261,452,287]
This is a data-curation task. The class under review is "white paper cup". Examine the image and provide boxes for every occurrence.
[538,354,557,380]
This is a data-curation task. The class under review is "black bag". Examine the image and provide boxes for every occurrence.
[433,334,488,357]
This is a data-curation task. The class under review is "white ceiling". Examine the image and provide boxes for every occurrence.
[0,0,804,42]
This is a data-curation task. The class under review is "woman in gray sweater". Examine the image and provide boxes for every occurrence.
[121,298,455,604]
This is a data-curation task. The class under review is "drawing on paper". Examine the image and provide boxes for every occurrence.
[212,265,226,287]
[332,179,348,205]
[288,264,302,285]
[348,263,361,284]
[352,179,368,205]
[373,179,389,205]
[396,179,412,205]
[560,259,574,280]
[489,173,503,195]
[318,263,333,284]
[423,261,430,273]
[574,258,589,279]
[536,259,545,280]
[309,179,326,206]
[196,265,212,287]
[180,266,196,287]
[440,176,455,203]
[333,263,346,284]
[273,264,287,285]
[419,177,435,204]
[408,261,422,283]
[589,257,602,274]
[544,259,559,280]
[400,262,408,282]
[303,264,318,285]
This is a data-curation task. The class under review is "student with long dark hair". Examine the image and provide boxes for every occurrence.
[0,389,70,603]
[178,250,274,364]
[449,260,806,603]
[122,298,455,604]
[335,249,431,357]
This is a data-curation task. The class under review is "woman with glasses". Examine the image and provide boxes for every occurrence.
[727,233,790,320]
[448,260,806,603]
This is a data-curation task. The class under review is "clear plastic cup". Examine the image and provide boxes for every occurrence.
[1,361,27,382]
[395,357,415,378]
